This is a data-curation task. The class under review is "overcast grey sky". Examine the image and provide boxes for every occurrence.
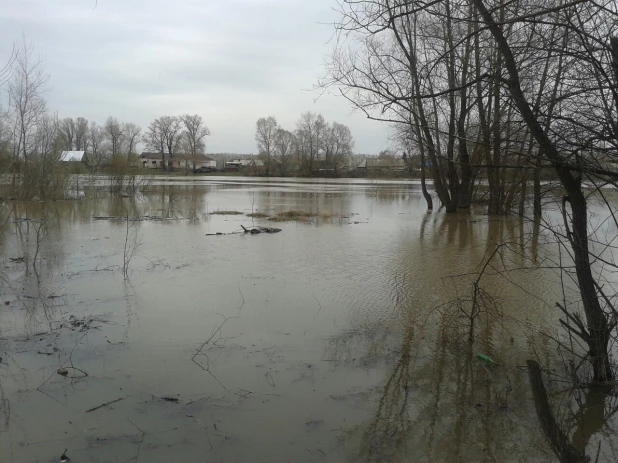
[0,0,389,154]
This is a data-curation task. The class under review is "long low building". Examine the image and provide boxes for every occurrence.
[140,152,216,169]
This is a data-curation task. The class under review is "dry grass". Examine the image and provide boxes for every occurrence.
[246,212,269,218]
[210,210,243,215]
[268,210,316,222]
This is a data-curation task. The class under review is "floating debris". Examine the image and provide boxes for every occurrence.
[207,226,282,236]
[86,397,124,413]
[161,396,179,403]
[241,225,281,234]
[477,353,500,366]
[210,210,243,215]
[267,210,315,222]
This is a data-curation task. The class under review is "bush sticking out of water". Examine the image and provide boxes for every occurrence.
[268,210,316,222]
[247,212,269,218]
[5,158,70,200]
[210,210,243,215]
[108,155,145,196]
[320,213,344,220]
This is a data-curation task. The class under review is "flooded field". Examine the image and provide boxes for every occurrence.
[0,177,615,462]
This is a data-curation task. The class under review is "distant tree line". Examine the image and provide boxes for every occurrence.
[255,112,354,176]
[54,114,211,172]
[0,39,213,198]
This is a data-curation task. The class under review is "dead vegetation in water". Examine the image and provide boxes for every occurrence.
[268,210,316,222]
[246,212,269,218]
[240,225,281,234]
[210,210,243,215]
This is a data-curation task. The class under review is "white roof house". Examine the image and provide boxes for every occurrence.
[61,151,85,162]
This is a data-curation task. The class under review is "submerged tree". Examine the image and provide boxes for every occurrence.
[470,0,618,382]
[326,0,618,383]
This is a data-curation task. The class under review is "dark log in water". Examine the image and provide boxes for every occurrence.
[240,225,281,234]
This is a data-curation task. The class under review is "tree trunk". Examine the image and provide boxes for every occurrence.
[472,0,613,382]
[474,15,492,212]
[445,0,460,206]
[392,12,455,211]
[533,151,542,216]
[569,193,613,382]
[419,134,433,211]
[518,169,527,217]
[457,8,474,209]
[412,115,433,211]
[488,42,503,215]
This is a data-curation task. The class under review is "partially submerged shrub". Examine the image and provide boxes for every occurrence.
[268,210,316,222]
[6,157,70,200]
[210,210,243,215]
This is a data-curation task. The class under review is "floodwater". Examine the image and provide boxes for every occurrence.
[0,177,616,462]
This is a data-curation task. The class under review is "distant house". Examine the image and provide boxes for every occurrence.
[357,158,406,176]
[61,151,85,162]
[80,151,106,169]
[140,152,216,170]
[224,159,265,172]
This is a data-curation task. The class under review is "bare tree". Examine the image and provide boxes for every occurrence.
[323,1,485,211]
[9,36,48,163]
[74,117,89,151]
[181,114,210,169]
[104,116,124,157]
[322,121,354,176]
[123,122,141,160]
[295,112,326,175]
[392,122,433,209]
[33,114,64,196]
[58,117,75,151]
[88,121,105,169]
[327,0,618,386]
[0,106,12,162]
[158,115,182,167]
[143,118,166,169]
[274,128,294,175]
[255,116,278,175]
[469,0,617,382]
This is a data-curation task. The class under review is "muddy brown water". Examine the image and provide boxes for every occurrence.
[0,177,615,462]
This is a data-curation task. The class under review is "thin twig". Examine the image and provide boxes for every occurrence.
[86,397,124,413]
[128,419,145,462]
